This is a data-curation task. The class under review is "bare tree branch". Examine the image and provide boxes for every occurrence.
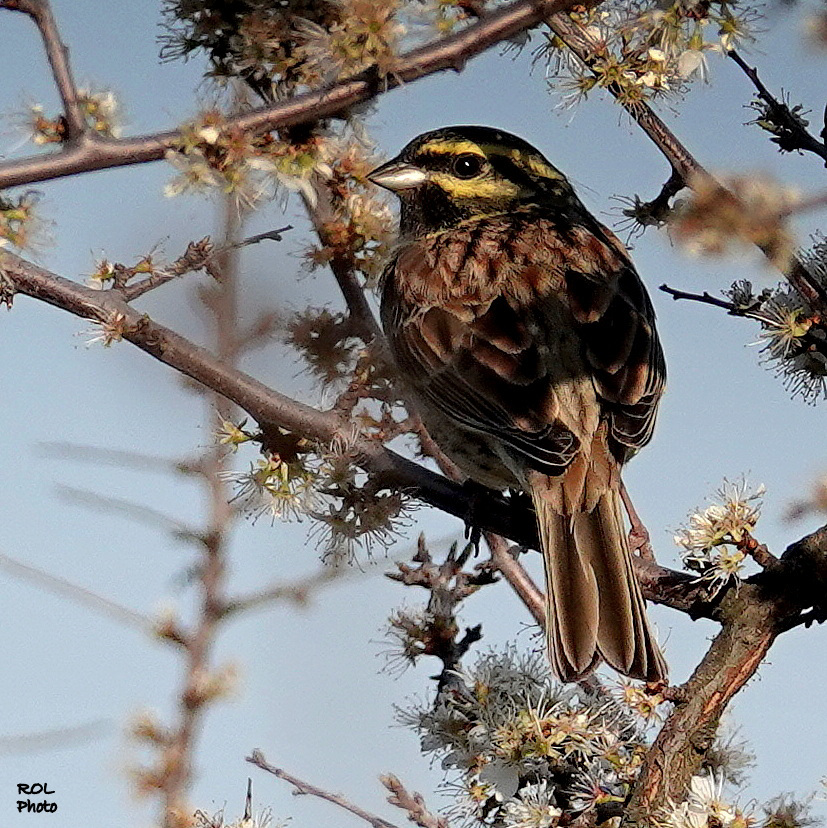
[248,749,402,828]
[1,0,86,140]
[0,549,153,632]
[0,719,109,755]
[223,567,345,617]
[728,50,827,165]
[0,0,579,190]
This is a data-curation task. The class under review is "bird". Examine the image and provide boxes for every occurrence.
[368,125,667,683]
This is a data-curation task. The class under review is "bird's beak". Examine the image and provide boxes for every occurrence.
[367,159,428,192]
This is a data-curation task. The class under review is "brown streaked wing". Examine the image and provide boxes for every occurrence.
[566,245,665,457]
[381,273,579,476]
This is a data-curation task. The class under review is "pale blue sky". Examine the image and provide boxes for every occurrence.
[1,2,826,826]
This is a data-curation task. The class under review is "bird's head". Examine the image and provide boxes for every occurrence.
[368,125,580,235]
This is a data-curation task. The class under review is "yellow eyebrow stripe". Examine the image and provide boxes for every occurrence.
[417,139,563,181]
[416,139,487,157]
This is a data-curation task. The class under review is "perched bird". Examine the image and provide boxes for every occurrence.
[369,125,667,683]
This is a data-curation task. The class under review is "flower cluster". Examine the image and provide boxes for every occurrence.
[537,0,762,109]
[400,646,661,826]
[666,772,756,828]
[77,87,122,138]
[164,114,336,205]
[303,134,396,286]
[718,269,827,404]
[674,479,765,595]
[215,423,409,560]
[0,190,40,251]
[310,435,410,562]
[221,443,319,523]
[286,308,361,387]
[23,87,120,144]
[161,0,404,99]
[85,311,130,347]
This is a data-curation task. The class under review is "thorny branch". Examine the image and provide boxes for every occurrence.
[0,0,580,190]
[728,49,827,165]
[387,536,491,687]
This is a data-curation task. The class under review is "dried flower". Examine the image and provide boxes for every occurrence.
[85,311,129,347]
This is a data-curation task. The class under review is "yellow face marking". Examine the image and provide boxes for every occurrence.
[415,139,487,158]
[416,139,563,184]
[429,172,526,200]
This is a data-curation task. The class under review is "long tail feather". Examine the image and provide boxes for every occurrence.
[531,483,667,683]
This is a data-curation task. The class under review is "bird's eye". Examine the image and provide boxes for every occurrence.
[452,153,484,179]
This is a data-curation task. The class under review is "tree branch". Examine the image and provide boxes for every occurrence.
[728,50,827,165]
[0,248,709,617]
[626,524,827,824]
[303,178,385,347]
[547,14,827,309]
[0,0,578,190]
[1,0,86,140]
[0,548,152,632]
[248,750,402,828]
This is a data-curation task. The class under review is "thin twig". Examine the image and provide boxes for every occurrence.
[659,284,742,313]
[728,50,827,165]
[38,441,192,474]
[304,179,386,346]
[380,774,449,828]
[620,480,656,562]
[0,549,152,632]
[0,719,109,755]
[248,750,402,828]
[484,532,545,626]
[157,190,247,828]
[223,567,345,616]
[119,227,293,303]
[1,0,86,140]
[0,0,579,190]
[56,484,203,542]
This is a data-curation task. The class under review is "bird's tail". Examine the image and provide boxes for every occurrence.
[530,482,667,683]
